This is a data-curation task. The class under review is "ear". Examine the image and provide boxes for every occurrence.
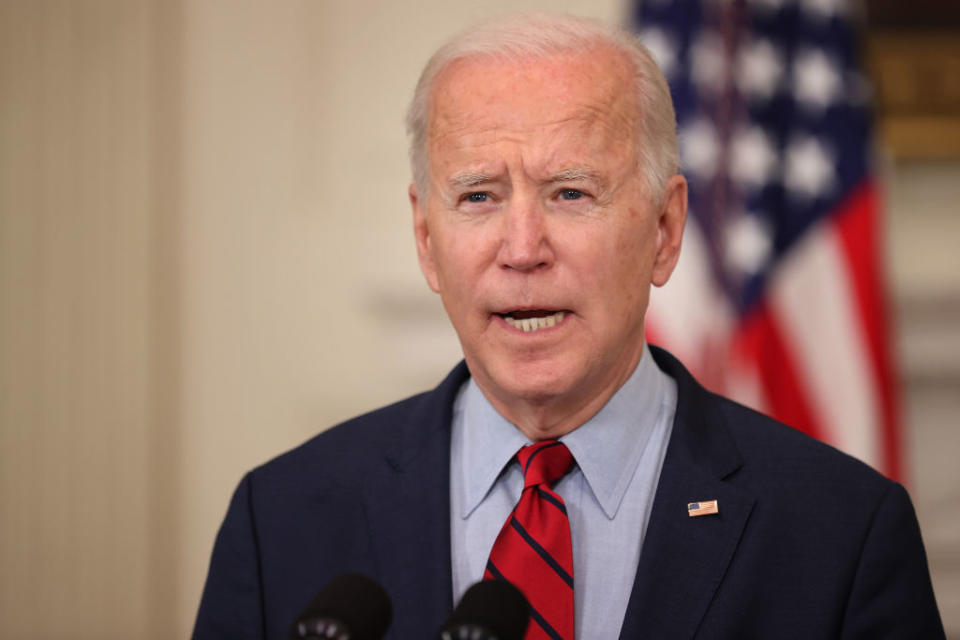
[410,183,441,293]
[651,174,688,287]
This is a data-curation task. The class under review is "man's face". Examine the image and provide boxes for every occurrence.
[411,47,686,428]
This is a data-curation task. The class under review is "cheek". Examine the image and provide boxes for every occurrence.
[577,220,651,282]
[617,207,653,250]
[431,226,488,301]
[614,212,658,277]
[592,224,656,312]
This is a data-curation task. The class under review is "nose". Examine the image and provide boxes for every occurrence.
[496,197,554,272]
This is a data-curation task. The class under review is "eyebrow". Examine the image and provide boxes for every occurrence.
[448,172,495,188]
[549,168,602,183]
[446,167,603,189]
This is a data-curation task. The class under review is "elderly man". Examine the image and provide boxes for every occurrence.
[194,13,943,640]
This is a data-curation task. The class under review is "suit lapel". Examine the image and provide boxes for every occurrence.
[618,349,756,639]
[364,364,470,640]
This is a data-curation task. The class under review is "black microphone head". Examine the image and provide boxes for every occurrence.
[290,573,392,640]
[439,580,530,640]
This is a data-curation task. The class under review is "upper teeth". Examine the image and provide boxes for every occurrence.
[503,311,565,333]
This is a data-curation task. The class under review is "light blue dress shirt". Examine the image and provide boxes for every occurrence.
[449,343,678,639]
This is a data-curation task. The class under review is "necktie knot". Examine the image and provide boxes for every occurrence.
[517,440,574,489]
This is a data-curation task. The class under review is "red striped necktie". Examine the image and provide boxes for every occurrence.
[484,440,575,640]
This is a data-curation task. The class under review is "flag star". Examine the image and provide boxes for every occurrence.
[800,0,847,20]
[639,27,679,79]
[737,38,784,101]
[793,48,842,112]
[785,136,835,198]
[681,119,721,181]
[691,31,729,94]
[724,213,774,276]
[731,127,778,190]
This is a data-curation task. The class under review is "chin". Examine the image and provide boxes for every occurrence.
[479,354,584,405]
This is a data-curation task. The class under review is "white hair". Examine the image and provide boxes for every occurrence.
[405,13,679,200]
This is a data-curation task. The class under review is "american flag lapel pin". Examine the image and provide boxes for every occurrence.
[688,500,719,517]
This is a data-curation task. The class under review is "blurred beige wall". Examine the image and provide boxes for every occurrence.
[886,158,960,630]
[0,1,180,637]
[1,1,958,638]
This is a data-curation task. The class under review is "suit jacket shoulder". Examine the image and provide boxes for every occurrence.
[193,363,470,640]
[622,347,944,639]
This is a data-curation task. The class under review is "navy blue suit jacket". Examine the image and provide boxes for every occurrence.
[193,347,944,639]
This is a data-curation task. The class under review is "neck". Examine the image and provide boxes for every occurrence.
[476,349,645,441]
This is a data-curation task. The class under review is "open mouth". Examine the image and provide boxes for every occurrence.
[497,309,567,333]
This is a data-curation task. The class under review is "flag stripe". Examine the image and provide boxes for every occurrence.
[769,216,881,468]
[646,220,734,385]
[733,303,824,442]
[832,181,901,479]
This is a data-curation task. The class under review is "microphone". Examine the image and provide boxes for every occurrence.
[438,580,530,640]
[289,573,392,640]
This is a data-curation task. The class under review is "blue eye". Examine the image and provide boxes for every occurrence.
[559,189,583,200]
[466,192,489,203]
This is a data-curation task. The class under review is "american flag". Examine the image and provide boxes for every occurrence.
[635,0,901,478]
[688,500,720,517]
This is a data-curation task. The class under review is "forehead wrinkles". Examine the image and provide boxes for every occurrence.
[426,50,641,171]
[430,113,628,167]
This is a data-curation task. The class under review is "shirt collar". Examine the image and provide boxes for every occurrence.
[457,379,530,518]
[457,342,670,519]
